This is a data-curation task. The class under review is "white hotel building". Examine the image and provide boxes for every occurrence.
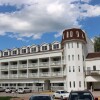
[0,28,100,92]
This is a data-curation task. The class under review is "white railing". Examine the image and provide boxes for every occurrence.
[19,64,27,69]
[1,75,8,79]
[40,72,50,77]
[9,74,18,78]
[28,73,38,77]
[10,65,17,69]
[39,62,49,67]
[1,66,8,70]
[51,71,63,76]
[50,61,61,66]
[28,63,38,68]
[18,74,27,78]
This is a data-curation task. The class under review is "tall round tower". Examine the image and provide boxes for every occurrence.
[62,28,87,92]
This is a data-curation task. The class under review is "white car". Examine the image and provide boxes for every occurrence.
[5,87,12,93]
[53,90,69,99]
[17,87,32,93]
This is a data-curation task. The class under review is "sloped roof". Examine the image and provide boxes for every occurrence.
[86,52,100,59]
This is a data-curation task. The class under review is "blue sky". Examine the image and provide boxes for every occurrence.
[0,0,100,50]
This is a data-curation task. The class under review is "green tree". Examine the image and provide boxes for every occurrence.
[94,36,100,52]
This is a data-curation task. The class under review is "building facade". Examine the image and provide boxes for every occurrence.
[0,28,99,92]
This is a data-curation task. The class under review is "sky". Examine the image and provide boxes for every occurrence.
[0,0,100,50]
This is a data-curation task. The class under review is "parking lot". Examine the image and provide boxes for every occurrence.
[0,91,100,100]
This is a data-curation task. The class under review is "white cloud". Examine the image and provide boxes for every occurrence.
[0,0,99,40]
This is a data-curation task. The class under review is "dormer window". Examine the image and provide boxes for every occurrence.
[67,32,69,38]
[70,31,73,37]
[31,47,36,53]
[82,33,84,38]
[22,49,26,53]
[13,50,17,55]
[4,52,8,56]
[42,46,47,51]
[53,44,59,49]
[76,31,79,37]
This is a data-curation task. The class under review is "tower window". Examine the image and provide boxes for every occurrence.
[69,66,71,72]
[78,66,80,72]
[68,55,70,61]
[76,31,79,37]
[73,81,75,88]
[70,31,73,37]
[79,81,81,87]
[77,42,79,48]
[67,32,69,38]
[73,66,75,72]
[72,55,74,60]
[68,43,70,48]
[93,66,96,71]
[78,55,80,60]
[70,81,71,88]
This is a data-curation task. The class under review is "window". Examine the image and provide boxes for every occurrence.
[68,43,70,48]
[22,49,26,53]
[68,55,70,61]
[77,42,79,48]
[4,52,8,56]
[73,66,75,72]
[83,56,84,61]
[76,31,79,37]
[73,81,75,88]
[79,81,81,87]
[72,55,74,60]
[53,44,59,49]
[72,42,73,48]
[13,50,17,55]
[70,31,73,37]
[93,66,96,71]
[31,47,36,52]
[67,31,69,37]
[69,66,71,72]
[78,66,80,72]
[70,81,71,88]
[42,46,47,51]
[78,55,80,60]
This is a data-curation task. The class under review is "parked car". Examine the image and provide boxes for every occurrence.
[10,87,17,92]
[5,87,12,93]
[29,95,53,100]
[0,87,5,92]
[17,87,32,93]
[53,90,69,99]
[68,90,98,100]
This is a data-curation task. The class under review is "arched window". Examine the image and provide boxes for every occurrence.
[70,31,73,37]
[76,31,79,37]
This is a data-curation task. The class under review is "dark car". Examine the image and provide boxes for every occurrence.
[29,95,53,100]
[68,90,98,100]
[0,87,5,92]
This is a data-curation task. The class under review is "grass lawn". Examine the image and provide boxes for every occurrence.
[0,96,17,100]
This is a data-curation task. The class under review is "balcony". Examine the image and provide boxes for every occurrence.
[10,65,17,70]
[50,61,61,66]
[85,70,100,76]
[9,74,18,78]
[28,73,38,78]
[39,62,49,67]
[28,63,38,68]
[18,74,27,78]
[1,66,8,70]
[40,72,50,77]
[1,75,8,79]
[51,71,63,77]
[19,64,27,69]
